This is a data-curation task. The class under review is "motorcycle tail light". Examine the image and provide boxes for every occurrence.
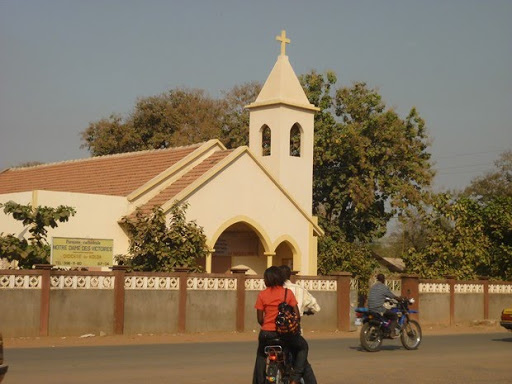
[269,355,277,361]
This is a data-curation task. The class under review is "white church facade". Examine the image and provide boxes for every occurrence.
[0,31,323,275]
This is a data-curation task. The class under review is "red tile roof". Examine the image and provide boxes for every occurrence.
[0,144,203,197]
[133,150,233,216]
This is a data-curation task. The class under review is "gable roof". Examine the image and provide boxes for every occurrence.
[132,149,234,216]
[0,143,203,197]
[0,140,323,236]
[154,146,324,236]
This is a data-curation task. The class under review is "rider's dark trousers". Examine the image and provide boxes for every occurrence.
[384,309,399,332]
[252,330,317,384]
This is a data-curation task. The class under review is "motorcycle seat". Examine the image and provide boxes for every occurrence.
[264,338,285,347]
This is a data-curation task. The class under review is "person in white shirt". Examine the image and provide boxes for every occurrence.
[278,265,319,384]
[279,265,321,316]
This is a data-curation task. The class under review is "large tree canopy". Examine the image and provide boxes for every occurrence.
[401,193,512,280]
[81,89,225,156]
[300,71,434,243]
[220,81,261,148]
[401,149,512,280]
[464,150,512,200]
[81,83,261,156]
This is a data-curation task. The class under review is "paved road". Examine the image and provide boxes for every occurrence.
[5,332,511,383]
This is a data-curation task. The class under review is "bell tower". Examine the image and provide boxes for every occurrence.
[247,31,319,214]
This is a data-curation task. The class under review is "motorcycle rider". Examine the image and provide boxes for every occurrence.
[368,273,400,338]
[252,266,313,384]
[278,265,318,383]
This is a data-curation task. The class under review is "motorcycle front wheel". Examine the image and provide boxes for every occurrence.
[400,319,422,350]
[360,322,383,352]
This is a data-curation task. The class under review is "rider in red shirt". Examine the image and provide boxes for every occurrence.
[252,266,316,384]
[255,281,297,330]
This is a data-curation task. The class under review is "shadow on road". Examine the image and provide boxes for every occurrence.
[349,345,402,352]
[491,336,512,343]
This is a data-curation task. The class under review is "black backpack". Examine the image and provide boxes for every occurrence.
[275,288,300,336]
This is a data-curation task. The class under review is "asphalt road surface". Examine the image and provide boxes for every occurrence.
[5,332,511,383]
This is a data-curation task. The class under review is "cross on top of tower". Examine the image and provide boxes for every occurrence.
[276,30,290,56]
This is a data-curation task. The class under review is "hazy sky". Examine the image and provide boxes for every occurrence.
[1,0,511,192]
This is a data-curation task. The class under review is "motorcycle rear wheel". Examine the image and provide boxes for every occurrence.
[360,322,383,352]
[400,319,422,350]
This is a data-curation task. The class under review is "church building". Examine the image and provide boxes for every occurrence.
[0,31,323,275]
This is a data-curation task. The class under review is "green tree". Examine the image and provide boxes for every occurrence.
[80,114,140,156]
[402,194,512,280]
[14,161,45,168]
[375,209,433,261]
[299,71,433,279]
[300,71,434,244]
[81,88,226,156]
[220,81,261,148]
[317,224,378,289]
[464,150,512,200]
[0,201,76,268]
[119,203,208,272]
[81,83,261,156]
[401,150,512,280]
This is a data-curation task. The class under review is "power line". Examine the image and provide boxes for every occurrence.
[437,169,493,176]
[435,149,508,159]
[434,162,495,171]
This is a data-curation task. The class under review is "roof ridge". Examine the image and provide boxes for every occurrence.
[127,149,233,217]
[6,142,207,172]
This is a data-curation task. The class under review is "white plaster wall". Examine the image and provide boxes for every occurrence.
[249,106,314,215]
[37,190,130,256]
[183,153,315,274]
[0,190,130,256]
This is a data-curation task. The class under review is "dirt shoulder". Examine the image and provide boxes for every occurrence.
[4,321,506,349]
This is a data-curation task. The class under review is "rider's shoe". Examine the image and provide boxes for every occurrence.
[387,328,400,339]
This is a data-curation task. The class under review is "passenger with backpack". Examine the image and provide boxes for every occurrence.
[252,266,317,384]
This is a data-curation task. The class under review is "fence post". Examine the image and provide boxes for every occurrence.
[231,268,249,332]
[330,272,352,332]
[480,276,489,320]
[175,267,190,333]
[446,275,456,326]
[35,264,52,336]
[112,265,128,335]
[401,274,419,321]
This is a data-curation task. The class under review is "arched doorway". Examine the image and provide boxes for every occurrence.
[211,222,268,275]
[274,240,298,271]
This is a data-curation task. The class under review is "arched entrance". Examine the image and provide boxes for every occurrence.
[210,222,269,275]
[273,240,298,271]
